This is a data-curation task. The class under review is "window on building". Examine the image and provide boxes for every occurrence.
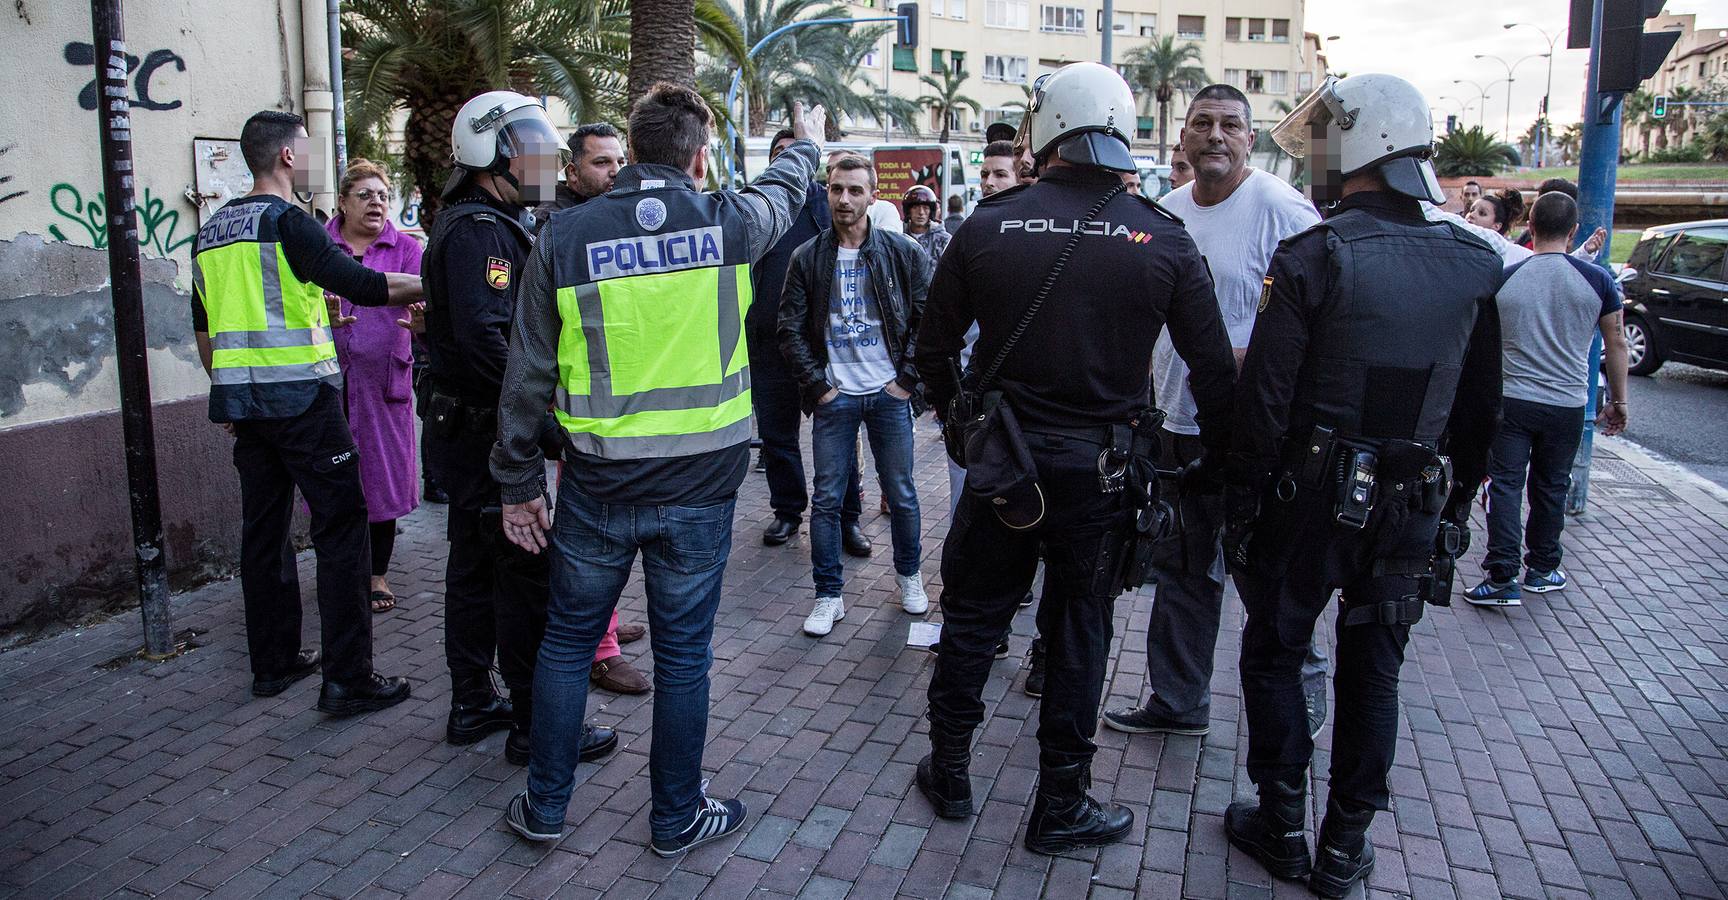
[1138,13,1157,36]
[949,0,966,19]
[1177,15,1204,39]
[930,0,944,15]
[986,0,1028,29]
[1266,70,1287,94]
[984,105,1025,127]
[930,107,963,132]
[1115,10,1132,32]
[1224,69,1244,89]
[1247,18,1266,41]
[949,50,966,74]
[932,48,946,71]
[1043,5,1086,33]
[861,48,880,68]
[983,54,1029,82]
[893,45,917,71]
[1225,17,1242,40]
[1272,19,1290,42]
[1136,116,1155,140]
[1245,70,1265,92]
[1297,70,1313,92]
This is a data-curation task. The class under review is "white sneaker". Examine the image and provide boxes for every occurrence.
[897,574,930,615]
[803,596,846,636]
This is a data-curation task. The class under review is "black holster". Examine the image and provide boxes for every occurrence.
[1116,409,1172,593]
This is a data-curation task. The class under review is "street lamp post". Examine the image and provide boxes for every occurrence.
[1453,79,1492,131]
[1438,94,1477,132]
[1475,52,1550,151]
[1505,22,1561,167]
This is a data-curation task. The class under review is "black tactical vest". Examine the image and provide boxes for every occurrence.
[1290,207,1502,444]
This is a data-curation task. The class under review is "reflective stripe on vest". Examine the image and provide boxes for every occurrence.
[552,263,753,459]
[197,235,337,387]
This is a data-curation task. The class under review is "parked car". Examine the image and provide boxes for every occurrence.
[1617,219,1728,376]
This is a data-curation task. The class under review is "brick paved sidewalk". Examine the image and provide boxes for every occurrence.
[1,432,1725,899]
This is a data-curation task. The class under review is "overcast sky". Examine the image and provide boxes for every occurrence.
[1307,1,1722,140]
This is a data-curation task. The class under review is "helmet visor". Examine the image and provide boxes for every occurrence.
[496,108,561,203]
[1269,76,1348,159]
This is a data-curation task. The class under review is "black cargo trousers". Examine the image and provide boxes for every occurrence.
[424,413,545,696]
[1235,481,1440,815]
[927,428,1130,772]
[232,384,373,684]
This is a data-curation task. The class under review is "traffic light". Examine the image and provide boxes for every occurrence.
[896,2,918,47]
[1569,0,1682,93]
[1653,94,1667,118]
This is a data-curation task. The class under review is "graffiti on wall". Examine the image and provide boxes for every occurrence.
[0,145,21,206]
[47,183,197,257]
[63,42,185,112]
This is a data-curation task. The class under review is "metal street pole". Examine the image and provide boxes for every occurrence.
[1505,23,1560,167]
[1453,79,1491,130]
[1101,0,1114,65]
[89,0,174,659]
[1570,0,1619,515]
[327,0,347,176]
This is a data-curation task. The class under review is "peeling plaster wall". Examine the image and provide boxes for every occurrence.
[0,1,322,634]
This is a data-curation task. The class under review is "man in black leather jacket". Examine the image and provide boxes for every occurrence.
[777,153,933,639]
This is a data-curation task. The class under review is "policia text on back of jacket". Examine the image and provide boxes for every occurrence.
[191,111,423,715]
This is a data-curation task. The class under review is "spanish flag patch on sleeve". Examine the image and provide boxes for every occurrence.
[487,257,511,290]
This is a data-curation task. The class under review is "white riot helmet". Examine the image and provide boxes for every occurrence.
[1023,62,1138,174]
[1270,74,1445,204]
[452,91,559,172]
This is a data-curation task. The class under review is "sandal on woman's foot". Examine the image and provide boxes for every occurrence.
[370,590,396,613]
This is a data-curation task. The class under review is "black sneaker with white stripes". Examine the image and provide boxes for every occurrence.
[651,793,747,857]
[504,791,563,842]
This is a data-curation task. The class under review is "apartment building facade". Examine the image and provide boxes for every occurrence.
[840,0,1315,153]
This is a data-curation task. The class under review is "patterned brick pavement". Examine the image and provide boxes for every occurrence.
[1,431,1725,899]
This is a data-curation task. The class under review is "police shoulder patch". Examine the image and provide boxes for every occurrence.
[1257,275,1274,313]
[487,256,511,290]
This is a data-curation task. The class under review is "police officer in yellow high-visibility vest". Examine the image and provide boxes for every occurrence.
[489,87,824,853]
[192,111,422,715]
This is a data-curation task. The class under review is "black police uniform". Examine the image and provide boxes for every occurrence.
[421,187,543,744]
[913,164,1237,849]
[1223,190,1503,892]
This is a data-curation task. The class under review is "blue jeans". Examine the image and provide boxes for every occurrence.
[526,479,734,840]
[810,388,922,596]
[1483,397,1585,582]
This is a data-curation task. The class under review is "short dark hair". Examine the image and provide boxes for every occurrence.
[827,153,876,189]
[983,140,1015,160]
[241,110,304,175]
[1188,84,1252,126]
[1527,191,1579,241]
[770,127,796,148]
[627,83,714,169]
[568,122,622,160]
[1464,180,1481,189]
[1537,177,1578,200]
[947,194,964,212]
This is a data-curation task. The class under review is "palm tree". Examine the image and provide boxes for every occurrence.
[1698,110,1728,161]
[1121,36,1209,162]
[344,0,746,217]
[1433,126,1520,177]
[631,0,696,103]
[915,64,981,144]
[1624,90,1656,159]
[1668,86,1700,148]
[1556,122,1583,165]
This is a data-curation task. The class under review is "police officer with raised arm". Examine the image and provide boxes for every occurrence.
[913,63,1237,855]
[1220,75,1503,897]
[191,111,421,713]
[422,92,618,761]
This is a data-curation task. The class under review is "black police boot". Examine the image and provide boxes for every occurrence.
[1023,762,1134,854]
[1224,781,1311,882]
[447,673,514,746]
[1023,638,1047,698]
[317,672,411,716]
[1309,802,1376,898]
[505,691,533,766]
[915,730,974,819]
[842,522,873,558]
[762,517,797,546]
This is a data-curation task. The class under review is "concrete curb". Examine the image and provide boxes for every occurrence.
[1599,433,1728,531]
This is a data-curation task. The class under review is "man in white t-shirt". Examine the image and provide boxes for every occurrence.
[1104,85,1331,739]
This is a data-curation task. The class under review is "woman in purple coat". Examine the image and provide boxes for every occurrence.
[326,160,423,612]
